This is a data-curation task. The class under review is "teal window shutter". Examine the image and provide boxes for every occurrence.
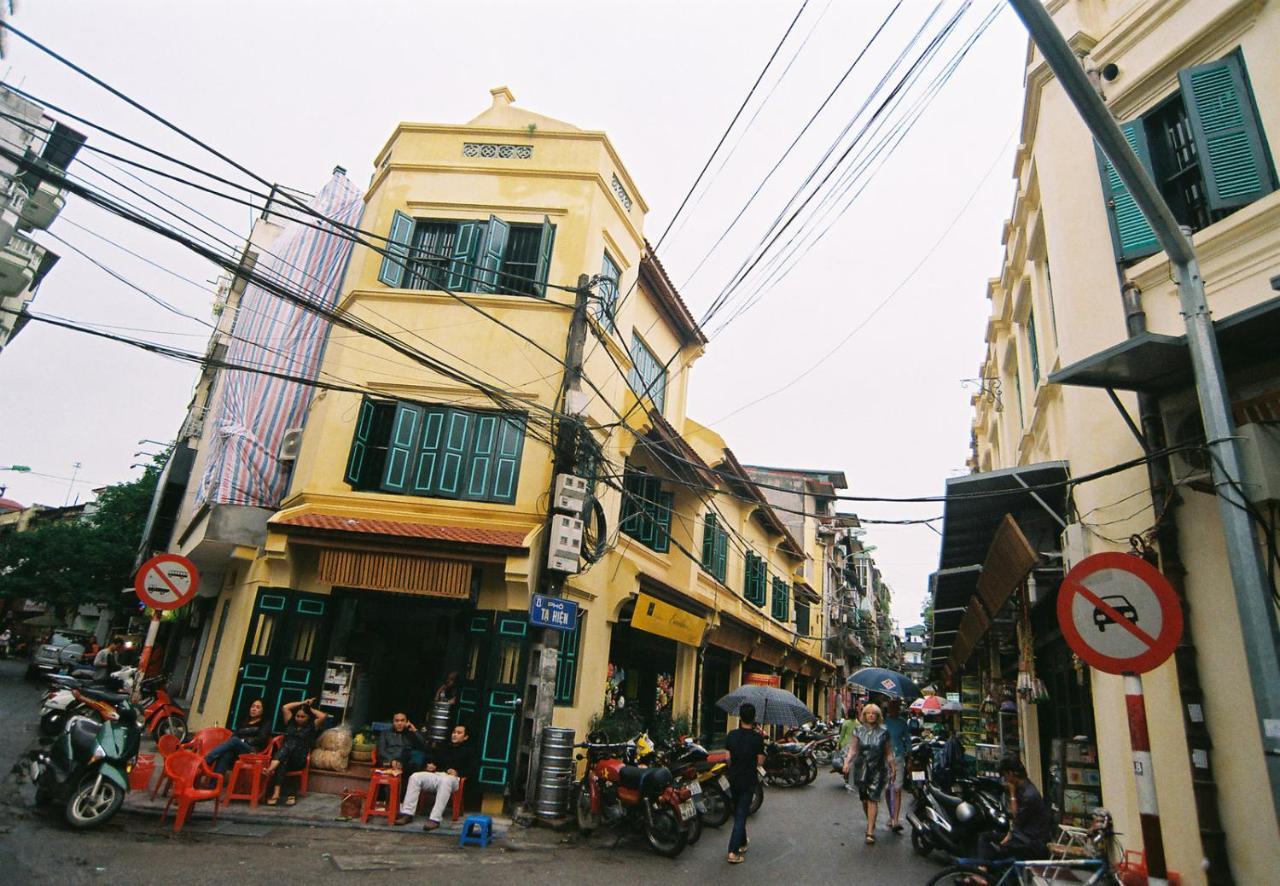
[1096,122,1160,262]
[378,210,414,287]
[627,332,667,414]
[796,600,810,636]
[344,398,377,486]
[447,221,482,291]
[380,402,423,493]
[410,407,446,495]
[713,526,728,584]
[654,490,673,553]
[1026,309,1040,385]
[534,216,555,298]
[490,414,526,503]
[463,414,499,500]
[772,577,789,621]
[599,253,620,330]
[435,409,474,496]
[1180,54,1276,211]
[620,471,645,538]
[474,215,510,293]
[701,513,716,569]
[554,613,583,705]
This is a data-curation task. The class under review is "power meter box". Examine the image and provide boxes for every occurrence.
[547,514,584,573]
[553,473,588,514]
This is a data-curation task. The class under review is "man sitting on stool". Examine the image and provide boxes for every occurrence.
[395,724,476,830]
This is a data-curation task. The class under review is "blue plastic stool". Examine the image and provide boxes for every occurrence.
[458,814,493,848]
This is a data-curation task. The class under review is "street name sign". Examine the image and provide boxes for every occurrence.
[1057,552,1182,675]
[134,553,200,611]
[530,593,578,632]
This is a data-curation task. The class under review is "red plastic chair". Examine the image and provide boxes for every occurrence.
[150,733,182,800]
[222,739,276,808]
[160,750,224,833]
[182,727,233,756]
[414,775,467,821]
[260,735,310,799]
[360,768,402,824]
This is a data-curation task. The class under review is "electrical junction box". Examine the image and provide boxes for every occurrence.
[553,473,588,515]
[1238,422,1280,503]
[547,514,584,573]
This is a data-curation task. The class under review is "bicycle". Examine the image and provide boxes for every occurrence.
[925,809,1120,886]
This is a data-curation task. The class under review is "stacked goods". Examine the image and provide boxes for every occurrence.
[311,725,354,771]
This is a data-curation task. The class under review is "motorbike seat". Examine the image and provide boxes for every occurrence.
[78,687,128,705]
[928,785,965,808]
[618,765,672,795]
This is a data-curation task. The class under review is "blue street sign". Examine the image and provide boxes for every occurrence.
[530,593,578,632]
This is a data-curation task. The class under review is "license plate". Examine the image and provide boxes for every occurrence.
[688,781,702,795]
[713,775,726,792]
[912,771,927,782]
[679,800,696,821]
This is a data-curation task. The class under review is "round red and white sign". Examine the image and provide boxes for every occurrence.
[1057,552,1183,675]
[134,553,200,611]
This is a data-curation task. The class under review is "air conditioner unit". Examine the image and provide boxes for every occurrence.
[1160,389,1212,487]
[278,428,304,462]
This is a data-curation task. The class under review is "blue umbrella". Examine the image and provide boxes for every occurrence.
[847,667,922,702]
[716,685,813,728]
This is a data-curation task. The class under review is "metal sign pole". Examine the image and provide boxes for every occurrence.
[1125,673,1169,886]
[136,613,162,688]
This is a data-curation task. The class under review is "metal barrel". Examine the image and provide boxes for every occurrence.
[427,701,454,743]
[534,727,576,819]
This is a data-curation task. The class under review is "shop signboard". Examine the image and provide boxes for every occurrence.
[530,593,577,631]
[631,592,705,646]
[744,672,781,687]
[1057,551,1183,675]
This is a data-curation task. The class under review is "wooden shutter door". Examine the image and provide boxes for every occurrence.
[463,413,498,500]
[654,490,673,553]
[534,216,555,298]
[410,407,446,495]
[378,210,414,287]
[1180,54,1275,211]
[344,398,376,486]
[379,402,423,493]
[447,222,482,291]
[490,415,525,503]
[435,409,474,497]
[1096,123,1160,262]
[474,216,510,293]
[701,514,716,567]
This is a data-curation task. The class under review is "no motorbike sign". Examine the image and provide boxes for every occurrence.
[1057,552,1183,675]
[134,553,200,611]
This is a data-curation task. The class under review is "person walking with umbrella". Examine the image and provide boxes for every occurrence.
[842,703,895,845]
[724,702,766,865]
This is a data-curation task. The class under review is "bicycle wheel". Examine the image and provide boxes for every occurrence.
[926,864,991,885]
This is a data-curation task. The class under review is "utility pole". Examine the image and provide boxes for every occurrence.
[522,273,593,809]
[1009,0,1280,839]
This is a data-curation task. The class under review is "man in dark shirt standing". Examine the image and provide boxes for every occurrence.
[977,756,1053,866]
[724,702,766,864]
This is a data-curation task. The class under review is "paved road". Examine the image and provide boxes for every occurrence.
[0,660,946,884]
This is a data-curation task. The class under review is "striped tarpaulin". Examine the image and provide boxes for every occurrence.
[196,172,364,508]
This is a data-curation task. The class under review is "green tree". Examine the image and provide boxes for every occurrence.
[0,463,160,618]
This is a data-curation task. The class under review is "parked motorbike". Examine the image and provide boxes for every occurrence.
[570,737,695,858]
[39,667,138,737]
[763,738,818,787]
[662,737,731,828]
[907,775,1008,859]
[136,676,188,741]
[24,685,142,829]
[703,747,765,815]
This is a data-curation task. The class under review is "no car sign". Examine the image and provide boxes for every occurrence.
[1057,552,1183,675]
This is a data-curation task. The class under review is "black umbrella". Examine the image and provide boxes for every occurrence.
[716,685,813,728]
[847,667,923,702]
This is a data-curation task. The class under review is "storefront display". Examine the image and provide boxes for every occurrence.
[1050,737,1101,826]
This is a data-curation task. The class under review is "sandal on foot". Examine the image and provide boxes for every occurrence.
[865,834,875,845]
[266,796,279,806]
[727,853,745,864]
[285,796,297,806]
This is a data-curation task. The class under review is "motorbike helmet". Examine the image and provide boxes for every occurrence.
[955,801,977,824]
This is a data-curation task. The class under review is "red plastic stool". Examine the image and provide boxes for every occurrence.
[223,752,271,808]
[360,769,402,825]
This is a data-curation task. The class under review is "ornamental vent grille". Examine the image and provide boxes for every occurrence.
[611,174,632,211]
[463,142,533,160]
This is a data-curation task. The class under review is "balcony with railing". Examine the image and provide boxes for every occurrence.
[18,177,65,231]
[0,180,27,248]
[0,232,43,296]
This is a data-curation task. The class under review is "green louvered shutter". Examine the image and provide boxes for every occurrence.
[410,407,447,496]
[713,527,728,584]
[1096,122,1160,262]
[447,221,482,291]
[435,409,474,497]
[653,490,673,553]
[344,398,377,487]
[463,413,499,501]
[490,415,526,503]
[534,216,555,298]
[380,402,423,493]
[701,513,716,570]
[772,577,789,621]
[555,614,583,705]
[474,215,510,293]
[1180,54,1275,211]
[378,210,414,287]
[620,472,644,537]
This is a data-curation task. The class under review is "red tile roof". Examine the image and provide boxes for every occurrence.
[271,513,529,549]
[0,497,25,512]
[640,244,708,346]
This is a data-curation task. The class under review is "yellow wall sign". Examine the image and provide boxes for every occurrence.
[632,593,705,646]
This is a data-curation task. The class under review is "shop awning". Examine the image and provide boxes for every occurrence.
[930,461,1069,672]
[317,548,472,599]
[1048,296,1280,393]
[271,512,531,554]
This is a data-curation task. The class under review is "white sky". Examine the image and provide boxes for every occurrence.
[0,0,1030,631]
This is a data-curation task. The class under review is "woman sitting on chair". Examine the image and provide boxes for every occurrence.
[204,698,272,774]
[265,697,327,806]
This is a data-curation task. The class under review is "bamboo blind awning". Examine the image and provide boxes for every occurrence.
[318,548,472,599]
[976,514,1037,617]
